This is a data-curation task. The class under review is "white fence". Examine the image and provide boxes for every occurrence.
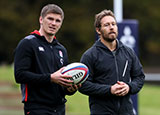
[145,73,160,84]
[145,73,160,81]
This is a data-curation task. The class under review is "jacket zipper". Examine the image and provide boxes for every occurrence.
[113,53,119,81]
[50,45,55,71]
[113,52,121,113]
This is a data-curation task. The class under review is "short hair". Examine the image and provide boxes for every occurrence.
[40,4,64,20]
[94,9,116,29]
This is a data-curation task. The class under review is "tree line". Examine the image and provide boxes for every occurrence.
[0,0,160,67]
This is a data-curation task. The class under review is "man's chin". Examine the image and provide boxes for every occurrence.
[47,32,55,36]
[104,38,116,42]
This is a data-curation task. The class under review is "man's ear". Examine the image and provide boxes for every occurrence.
[96,27,101,35]
[39,16,43,25]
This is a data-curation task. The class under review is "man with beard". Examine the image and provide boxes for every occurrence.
[78,9,145,115]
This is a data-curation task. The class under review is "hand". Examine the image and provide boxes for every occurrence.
[67,84,82,92]
[111,83,122,95]
[50,67,73,87]
[116,81,130,96]
[111,81,130,96]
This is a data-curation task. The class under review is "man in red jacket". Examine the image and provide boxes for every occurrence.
[14,4,80,115]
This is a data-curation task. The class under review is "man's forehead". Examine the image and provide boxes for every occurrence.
[101,16,116,24]
[44,13,62,19]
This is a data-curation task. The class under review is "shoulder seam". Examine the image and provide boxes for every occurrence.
[24,35,36,40]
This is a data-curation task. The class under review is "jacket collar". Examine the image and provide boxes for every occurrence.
[94,39,123,51]
[30,30,58,45]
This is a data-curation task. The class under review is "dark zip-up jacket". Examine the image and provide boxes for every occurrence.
[79,39,145,115]
[14,32,73,108]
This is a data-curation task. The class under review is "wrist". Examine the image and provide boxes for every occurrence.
[50,73,54,83]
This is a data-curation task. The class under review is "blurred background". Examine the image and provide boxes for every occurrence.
[0,0,160,68]
[0,0,160,115]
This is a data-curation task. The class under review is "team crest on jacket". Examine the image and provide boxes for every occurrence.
[38,46,45,52]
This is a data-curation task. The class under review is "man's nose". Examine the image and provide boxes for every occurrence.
[51,20,56,25]
[109,24,114,29]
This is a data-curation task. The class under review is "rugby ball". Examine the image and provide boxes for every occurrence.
[61,62,89,85]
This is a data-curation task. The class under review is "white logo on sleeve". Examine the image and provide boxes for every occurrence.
[59,50,64,65]
[38,46,45,52]
[59,50,63,57]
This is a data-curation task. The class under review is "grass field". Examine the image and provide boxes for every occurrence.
[66,84,160,115]
[139,84,160,115]
[0,65,160,115]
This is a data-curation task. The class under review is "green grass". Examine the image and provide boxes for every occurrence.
[66,84,160,115]
[0,64,15,82]
[139,84,160,115]
[0,65,160,115]
[66,92,90,115]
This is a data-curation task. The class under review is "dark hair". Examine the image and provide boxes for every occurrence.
[40,4,64,20]
[94,9,116,29]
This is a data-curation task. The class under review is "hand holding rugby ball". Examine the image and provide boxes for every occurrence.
[61,62,89,85]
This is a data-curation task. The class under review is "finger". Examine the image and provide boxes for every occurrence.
[67,87,73,92]
[115,90,122,95]
[119,91,127,96]
[59,67,66,72]
[61,74,73,79]
[111,84,120,95]
[67,86,77,92]
[61,76,73,84]
[117,81,125,85]
[72,85,78,90]
[77,84,82,88]
[59,78,73,86]
[115,87,125,95]
[60,81,73,87]
[117,88,128,96]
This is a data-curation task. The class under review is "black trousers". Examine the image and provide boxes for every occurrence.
[24,103,65,115]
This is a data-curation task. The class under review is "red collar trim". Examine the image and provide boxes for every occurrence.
[30,30,41,36]
[30,30,56,39]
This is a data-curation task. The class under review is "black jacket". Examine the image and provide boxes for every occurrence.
[79,39,145,114]
[14,32,73,108]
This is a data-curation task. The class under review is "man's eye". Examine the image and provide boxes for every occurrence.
[48,17,54,21]
[112,23,116,26]
[56,19,61,23]
[104,24,109,27]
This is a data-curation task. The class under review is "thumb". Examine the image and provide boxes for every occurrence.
[59,67,66,73]
[117,81,125,85]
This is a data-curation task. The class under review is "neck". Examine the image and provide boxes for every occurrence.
[100,38,117,51]
[39,29,55,43]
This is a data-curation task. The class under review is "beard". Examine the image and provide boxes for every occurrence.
[101,31,118,42]
[103,36,116,42]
